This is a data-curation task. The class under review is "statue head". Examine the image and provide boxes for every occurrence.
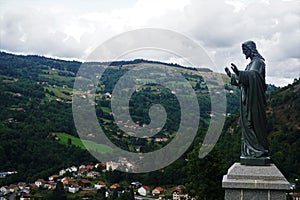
[242,41,265,61]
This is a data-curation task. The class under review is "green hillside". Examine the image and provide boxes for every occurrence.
[56,133,113,154]
[0,51,299,199]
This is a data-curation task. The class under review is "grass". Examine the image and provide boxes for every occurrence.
[56,133,113,154]
[39,74,75,82]
[45,86,72,100]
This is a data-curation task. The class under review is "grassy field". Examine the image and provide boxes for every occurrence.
[39,74,75,82]
[56,133,113,154]
[45,86,72,100]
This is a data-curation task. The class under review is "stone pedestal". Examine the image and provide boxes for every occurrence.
[222,163,290,200]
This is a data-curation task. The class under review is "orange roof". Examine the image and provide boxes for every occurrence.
[79,179,91,184]
[293,193,300,197]
[98,181,106,185]
[37,179,45,183]
[174,185,186,192]
[9,184,17,189]
[18,182,26,186]
[142,186,150,191]
[154,187,164,192]
[86,165,94,170]
[110,183,120,189]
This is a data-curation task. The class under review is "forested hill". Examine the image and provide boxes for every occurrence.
[266,79,300,177]
[0,51,299,199]
[0,51,211,79]
[185,78,300,198]
[0,51,238,186]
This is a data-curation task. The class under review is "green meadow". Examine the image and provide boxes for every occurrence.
[56,133,113,154]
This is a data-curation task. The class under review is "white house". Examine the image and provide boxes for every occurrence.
[104,92,112,98]
[69,185,79,193]
[86,171,99,179]
[17,182,26,190]
[48,175,59,181]
[173,191,189,200]
[138,186,150,196]
[35,179,45,187]
[70,166,78,172]
[106,161,120,171]
[131,182,142,188]
[59,169,66,176]
[8,184,18,193]
[0,186,10,195]
[94,181,106,189]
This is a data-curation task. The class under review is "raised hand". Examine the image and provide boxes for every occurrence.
[231,63,239,76]
[225,67,231,77]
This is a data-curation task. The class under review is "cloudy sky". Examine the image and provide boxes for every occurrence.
[0,0,299,86]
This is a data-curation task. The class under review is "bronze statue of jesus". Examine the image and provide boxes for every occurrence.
[225,41,270,166]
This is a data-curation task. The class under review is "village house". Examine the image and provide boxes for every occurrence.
[138,186,150,196]
[0,186,10,196]
[44,182,56,190]
[35,179,46,188]
[20,193,31,200]
[17,182,27,190]
[155,138,168,142]
[59,169,66,176]
[131,182,142,188]
[61,177,73,185]
[48,174,59,182]
[69,165,78,172]
[110,183,120,190]
[86,171,99,179]
[293,193,300,200]
[104,92,112,98]
[95,162,106,169]
[19,188,30,197]
[152,186,164,196]
[106,161,120,171]
[78,179,91,188]
[94,181,106,190]
[78,167,89,176]
[173,185,188,200]
[8,184,18,193]
[61,177,77,191]
[68,184,80,194]
[173,191,189,200]
[86,165,94,171]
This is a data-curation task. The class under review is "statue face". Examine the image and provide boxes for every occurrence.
[242,46,251,59]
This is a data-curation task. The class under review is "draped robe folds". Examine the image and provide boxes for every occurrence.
[231,57,269,158]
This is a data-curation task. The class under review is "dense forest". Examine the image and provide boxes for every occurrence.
[0,51,299,199]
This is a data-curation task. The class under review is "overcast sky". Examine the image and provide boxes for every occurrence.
[0,0,299,86]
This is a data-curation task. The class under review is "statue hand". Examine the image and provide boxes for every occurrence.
[225,67,231,78]
[231,63,239,76]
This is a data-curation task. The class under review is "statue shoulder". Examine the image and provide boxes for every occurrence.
[249,58,265,79]
[252,57,265,66]
[251,58,265,70]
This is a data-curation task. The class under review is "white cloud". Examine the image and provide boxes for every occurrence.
[0,0,299,86]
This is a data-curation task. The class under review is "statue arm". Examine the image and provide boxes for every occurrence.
[231,74,239,86]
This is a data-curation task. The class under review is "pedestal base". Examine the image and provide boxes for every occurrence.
[240,156,271,166]
[222,163,290,200]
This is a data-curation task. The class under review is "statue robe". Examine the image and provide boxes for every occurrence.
[231,57,269,158]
